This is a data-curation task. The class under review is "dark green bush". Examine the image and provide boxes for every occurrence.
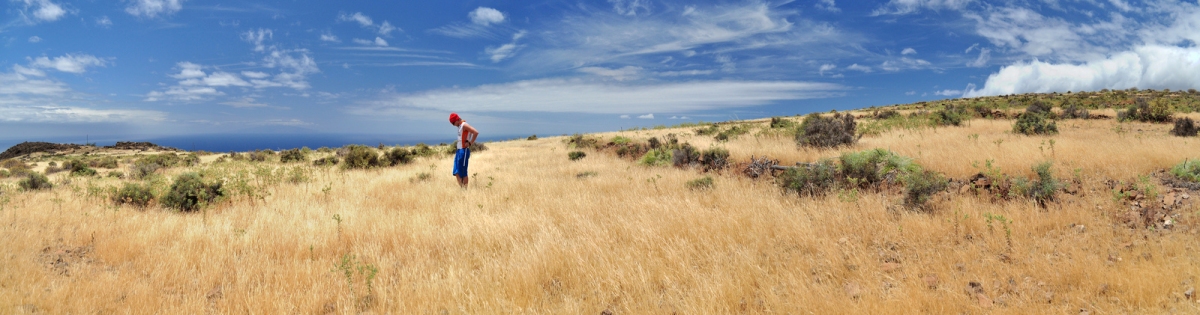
[248,150,275,162]
[769,117,796,129]
[778,159,838,196]
[412,143,439,158]
[796,113,858,149]
[1118,98,1172,123]
[699,147,730,171]
[279,148,307,163]
[694,124,721,136]
[568,151,587,161]
[383,147,414,166]
[903,170,947,210]
[1060,103,1090,119]
[1171,117,1198,137]
[342,145,381,169]
[931,105,969,126]
[714,125,751,142]
[1013,103,1059,135]
[128,160,160,180]
[65,159,97,177]
[686,176,715,191]
[312,156,339,167]
[18,173,53,191]
[112,182,154,208]
[161,172,224,212]
[527,135,538,140]
[837,149,918,189]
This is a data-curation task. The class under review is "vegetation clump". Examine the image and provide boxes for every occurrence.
[778,159,838,196]
[1014,162,1062,207]
[1171,117,1198,137]
[837,149,918,189]
[638,148,673,167]
[64,159,97,177]
[161,172,224,212]
[342,145,381,169]
[279,148,307,163]
[568,151,587,161]
[931,105,969,126]
[1171,159,1200,183]
[1013,102,1059,135]
[714,125,751,142]
[313,156,340,167]
[1118,98,1173,123]
[18,172,53,191]
[796,113,857,149]
[567,134,600,149]
[1060,103,1090,119]
[112,182,155,208]
[527,135,538,140]
[686,176,715,191]
[248,150,276,162]
[769,117,796,129]
[383,147,414,166]
[903,170,948,211]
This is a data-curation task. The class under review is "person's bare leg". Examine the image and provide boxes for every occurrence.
[462,176,469,188]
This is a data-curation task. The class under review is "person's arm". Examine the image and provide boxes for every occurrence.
[464,123,480,146]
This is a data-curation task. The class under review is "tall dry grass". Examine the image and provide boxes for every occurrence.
[0,117,1198,314]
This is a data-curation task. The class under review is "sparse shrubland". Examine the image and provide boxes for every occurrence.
[342,145,381,169]
[1119,97,1173,123]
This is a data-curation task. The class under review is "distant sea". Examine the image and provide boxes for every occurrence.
[0,133,523,153]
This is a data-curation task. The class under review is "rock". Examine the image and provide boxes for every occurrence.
[601,309,614,315]
[838,237,849,245]
[1182,193,1190,199]
[974,177,992,187]
[960,184,972,194]
[923,274,939,289]
[1075,224,1086,233]
[1079,308,1090,315]
[976,293,993,308]
[844,282,863,299]
[1186,287,1195,300]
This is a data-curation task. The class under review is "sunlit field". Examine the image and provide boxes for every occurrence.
[2,106,1200,313]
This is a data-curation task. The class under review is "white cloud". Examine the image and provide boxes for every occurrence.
[241,71,269,79]
[241,28,273,52]
[964,45,1200,97]
[125,0,185,18]
[967,48,990,67]
[905,91,916,95]
[819,63,836,76]
[1108,0,1133,12]
[872,0,974,15]
[620,114,631,119]
[358,79,846,116]
[220,97,269,108]
[17,0,69,22]
[171,61,204,79]
[638,113,654,119]
[880,57,931,71]
[378,21,397,36]
[96,16,112,27]
[484,30,526,63]
[339,12,373,27]
[30,54,107,73]
[0,66,62,95]
[469,7,505,26]
[145,86,220,101]
[578,66,642,81]
[320,33,339,42]
[935,89,962,96]
[0,103,166,123]
[374,37,388,46]
[816,0,839,12]
[901,47,917,55]
[352,38,388,46]
[28,36,41,43]
[13,65,45,77]
[656,69,714,77]
[609,0,651,16]
[847,63,872,72]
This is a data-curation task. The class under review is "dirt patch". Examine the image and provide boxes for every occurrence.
[38,244,94,276]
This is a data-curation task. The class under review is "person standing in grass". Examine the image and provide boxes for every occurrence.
[450,112,479,188]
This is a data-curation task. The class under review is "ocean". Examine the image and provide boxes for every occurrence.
[0,133,525,153]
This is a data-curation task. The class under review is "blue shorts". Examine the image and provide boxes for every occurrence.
[453,148,470,177]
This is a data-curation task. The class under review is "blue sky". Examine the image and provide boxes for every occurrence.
[3,0,1200,145]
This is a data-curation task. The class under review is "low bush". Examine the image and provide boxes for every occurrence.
[838,149,919,189]
[1171,159,1200,183]
[567,134,600,149]
[672,143,700,167]
[88,156,119,169]
[699,147,730,171]
[468,141,488,152]
[313,156,339,167]
[903,170,947,210]
[1118,98,1173,123]
[1015,162,1062,207]
[769,117,796,129]
[638,148,673,167]
[527,135,538,140]
[873,109,900,119]
[1013,102,1059,135]
[778,159,838,196]
[568,151,587,161]
[1060,103,1090,119]
[112,182,155,208]
[615,142,649,159]
[342,145,381,169]
[931,105,969,126]
[611,136,632,145]
[686,176,715,191]
[19,173,53,191]
[412,143,440,158]
[106,171,124,179]
[715,125,751,141]
[128,160,161,180]
[279,148,307,163]
[64,159,97,177]
[0,169,8,178]
[44,165,64,175]
[694,124,721,136]
[796,113,858,149]
[161,172,224,212]
[1171,117,1198,137]
[248,150,276,162]
[317,147,333,153]
[383,147,414,166]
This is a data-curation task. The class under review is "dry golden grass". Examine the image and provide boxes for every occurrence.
[2,117,1199,314]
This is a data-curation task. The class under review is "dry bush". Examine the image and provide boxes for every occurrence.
[18,172,53,191]
[248,150,275,162]
[796,113,857,149]
[685,176,714,190]
[778,159,837,196]
[902,170,947,210]
[1171,117,1198,137]
[1013,102,1059,135]
[1061,103,1090,119]
[312,156,339,167]
[383,148,414,166]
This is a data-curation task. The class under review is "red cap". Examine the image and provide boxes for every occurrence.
[449,112,460,124]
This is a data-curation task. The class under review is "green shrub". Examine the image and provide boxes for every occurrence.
[65,159,97,177]
[342,145,381,169]
[1016,162,1062,207]
[248,150,275,162]
[89,156,119,169]
[1171,117,1198,137]
[383,147,414,166]
[903,170,947,210]
[106,171,124,179]
[412,143,439,158]
[769,117,797,129]
[686,176,715,191]
[694,124,721,136]
[715,125,751,142]
[778,159,837,196]
[112,182,155,208]
[18,173,53,191]
[638,148,673,167]
[931,105,969,126]
[699,147,730,171]
[611,136,632,145]
[313,156,339,167]
[1013,103,1059,135]
[44,165,64,175]
[317,147,333,153]
[1118,98,1172,123]
[279,148,307,163]
[837,149,918,189]
[161,172,224,212]
[527,135,538,140]
[1171,159,1200,183]
[128,160,161,180]
[567,134,600,149]
[1061,103,1090,119]
[568,151,587,161]
[796,113,858,149]
[0,169,8,178]
[872,109,900,119]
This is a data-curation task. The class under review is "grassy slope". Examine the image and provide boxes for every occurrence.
[2,99,1200,313]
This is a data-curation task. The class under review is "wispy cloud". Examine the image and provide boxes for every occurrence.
[608,0,652,16]
[338,12,397,35]
[431,7,512,39]
[872,0,974,16]
[29,54,107,73]
[485,31,525,62]
[125,0,185,18]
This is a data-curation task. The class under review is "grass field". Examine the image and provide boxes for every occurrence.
[2,109,1200,313]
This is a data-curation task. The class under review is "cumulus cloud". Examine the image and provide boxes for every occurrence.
[23,0,68,22]
[96,16,112,27]
[356,79,846,116]
[637,113,654,119]
[30,54,107,73]
[125,0,185,18]
[469,7,505,26]
[964,45,1200,97]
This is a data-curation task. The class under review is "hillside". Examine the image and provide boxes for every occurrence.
[2,91,1200,313]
